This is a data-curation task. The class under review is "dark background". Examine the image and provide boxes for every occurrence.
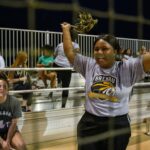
[0,0,150,39]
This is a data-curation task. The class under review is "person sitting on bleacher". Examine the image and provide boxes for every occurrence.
[8,51,33,112]
[0,72,27,150]
[122,48,133,60]
[0,53,5,68]
[36,45,57,98]
[138,46,150,82]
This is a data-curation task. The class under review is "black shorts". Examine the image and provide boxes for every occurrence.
[13,82,33,100]
[0,129,20,140]
[77,111,131,150]
[0,133,7,140]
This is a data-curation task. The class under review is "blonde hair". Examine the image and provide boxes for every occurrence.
[12,51,27,67]
[8,51,28,79]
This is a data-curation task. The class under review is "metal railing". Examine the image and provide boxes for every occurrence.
[1,27,150,67]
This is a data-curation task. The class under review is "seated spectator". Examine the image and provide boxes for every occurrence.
[138,46,150,82]
[0,72,27,150]
[36,45,57,98]
[138,45,148,55]
[0,53,5,68]
[123,48,133,60]
[115,48,125,61]
[8,51,33,112]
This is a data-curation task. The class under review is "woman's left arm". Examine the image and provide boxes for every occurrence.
[143,53,150,72]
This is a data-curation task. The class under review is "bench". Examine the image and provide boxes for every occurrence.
[15,80,150,146]
[143,118,150,135]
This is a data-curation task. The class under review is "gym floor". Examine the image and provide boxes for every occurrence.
[26,123,150,150]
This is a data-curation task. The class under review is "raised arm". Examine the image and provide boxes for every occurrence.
[61,22,76,64]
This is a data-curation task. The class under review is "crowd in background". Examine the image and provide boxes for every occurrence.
[0,43,150,112]
[0,34,150,149]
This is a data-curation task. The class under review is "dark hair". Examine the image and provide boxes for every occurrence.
[70,30,78,42]
[41,45,54,52]
[93,34,121,54]
[123,48,132,56]
[0,72,9,85]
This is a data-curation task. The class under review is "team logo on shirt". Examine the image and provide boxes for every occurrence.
[88,75,118,102]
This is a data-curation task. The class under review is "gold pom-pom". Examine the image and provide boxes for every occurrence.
[72,11,98,34]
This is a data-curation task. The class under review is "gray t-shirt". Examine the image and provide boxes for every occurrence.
[54,42,79,67]
[0,95,22,134]
[73,54,145,117]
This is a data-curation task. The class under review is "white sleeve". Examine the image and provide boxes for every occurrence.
[0,56,5,68]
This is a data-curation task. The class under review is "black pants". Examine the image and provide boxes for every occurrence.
[77,111,131,150]
[53,63,72,107]
[13,82,33,106]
